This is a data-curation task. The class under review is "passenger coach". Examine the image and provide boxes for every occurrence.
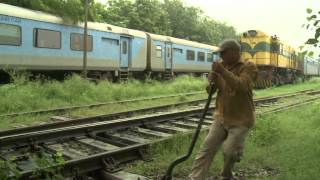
[0,3,220,81]
[0,3,148,81]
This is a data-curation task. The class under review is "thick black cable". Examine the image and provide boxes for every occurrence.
[161,83,216,180]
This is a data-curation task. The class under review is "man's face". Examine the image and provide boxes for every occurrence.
[220,48,240,64]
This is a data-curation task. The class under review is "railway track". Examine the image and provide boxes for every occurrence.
[0,88,315,137]
[1,89,320,179]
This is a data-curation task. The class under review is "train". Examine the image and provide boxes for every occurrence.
[0,3,319,85]
[240,30,320,88]
[0,3,219,82]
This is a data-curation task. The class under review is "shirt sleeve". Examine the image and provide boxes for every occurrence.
[221,62,258,92]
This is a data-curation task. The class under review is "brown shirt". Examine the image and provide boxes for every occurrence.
[212,60,258,127]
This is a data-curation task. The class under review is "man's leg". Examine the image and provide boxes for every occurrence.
[189,121,227,180]
[221,126,250,179]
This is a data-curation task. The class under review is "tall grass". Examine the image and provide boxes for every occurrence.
[1,73,320,115]
[0,74,207,114]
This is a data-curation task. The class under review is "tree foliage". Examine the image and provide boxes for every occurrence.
[1,0,103,23]
[2,0,237,45]
[303,8,320,57]
[101,0,237,45]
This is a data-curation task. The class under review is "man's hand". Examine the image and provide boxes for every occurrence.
[212,62,225,74]
[208,71,219,84]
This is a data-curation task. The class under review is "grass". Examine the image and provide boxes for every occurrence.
[2,73,320,116]
[128,100,320,180]
[1,75,320,131]
[253,77,320,98]
[0,74,207,115]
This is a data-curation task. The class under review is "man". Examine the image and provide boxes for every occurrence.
[189,39,258,180]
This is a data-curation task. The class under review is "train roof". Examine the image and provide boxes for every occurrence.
[242,29,298,52]
[0,3,147,38]
[147,33,218,51]
[241,30,269,38]
[304,55,319,63]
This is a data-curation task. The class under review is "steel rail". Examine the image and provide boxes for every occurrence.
[0,89,317,138]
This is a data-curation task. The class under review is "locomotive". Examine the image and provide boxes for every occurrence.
[241,30,319,88]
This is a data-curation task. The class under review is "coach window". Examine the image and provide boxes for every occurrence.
[173,48,183,54]
[207,52,213,62]
[0,23,21,46]
[187,50,195,61]
[71,33,93,51]
[102,37,119,46]
[156,45,162,58]
[198,52,205,61]
[34,29,61,49]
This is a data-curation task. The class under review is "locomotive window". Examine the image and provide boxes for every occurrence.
[122,41,127,54]
[207,53,213,62]
[70,33,93,51]
[34,29,61,49]
[0,23,21,46]
[198,52,205,61]
[187,50,195,61]
[173,48,183,53]
[156,45,162,58]
[271,43,279,53]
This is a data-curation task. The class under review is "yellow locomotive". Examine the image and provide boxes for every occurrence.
[240,30,299,88]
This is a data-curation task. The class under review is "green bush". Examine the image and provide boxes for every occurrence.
[250,115,281,146]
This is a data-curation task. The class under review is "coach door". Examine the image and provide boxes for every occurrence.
[120,37,131,68]
[165,42,172,70]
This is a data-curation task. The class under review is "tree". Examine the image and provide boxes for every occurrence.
[303,8,320,57]
[1,0,103,23]
[101,0,134,27]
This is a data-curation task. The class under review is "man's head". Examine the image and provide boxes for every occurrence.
[217,39,241,65]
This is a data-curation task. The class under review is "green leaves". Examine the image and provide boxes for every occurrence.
[315,28,320,39]
[308,51,314,57]
[304,8,320,54]
[307,14,317,21]
[306,38,319,44]
[102,0,236,44]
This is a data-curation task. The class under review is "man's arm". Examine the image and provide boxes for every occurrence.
[220,62,257,92]
[207,71,225,93]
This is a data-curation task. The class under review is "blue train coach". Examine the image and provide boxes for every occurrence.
[0,3,219,81]
[0,3,148,80]
[147,33,219,79]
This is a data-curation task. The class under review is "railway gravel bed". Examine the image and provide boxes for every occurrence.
[1,89,320,179]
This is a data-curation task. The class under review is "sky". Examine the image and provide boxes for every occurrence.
[96,0,320,51]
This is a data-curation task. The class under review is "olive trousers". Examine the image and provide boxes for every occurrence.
[189,120,250,180]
